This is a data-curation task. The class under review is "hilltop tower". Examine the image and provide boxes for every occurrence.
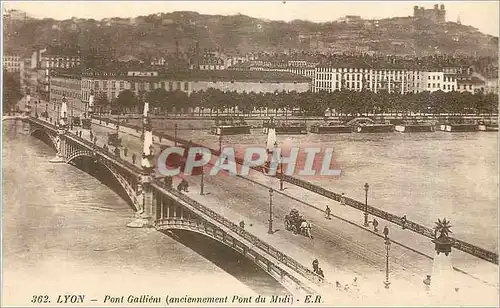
[413,4,446,24]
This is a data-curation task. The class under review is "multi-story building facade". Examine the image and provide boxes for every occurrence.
[314,66,427,94]
[49,70,83,116]
[81,69,311,108]
[422,71,446,92]
[24,46,81,101]
[3,55,22,72]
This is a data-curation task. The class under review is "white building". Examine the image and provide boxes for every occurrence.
[3,54,22,72]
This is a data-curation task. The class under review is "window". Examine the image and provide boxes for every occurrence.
[184,82,189,91]
[120,81,124,90]
[168,82,173,91]
[428,83,431,88]
[161,82,165,89]
[452,85,455,91]
[94,81,99,89]
[112,82,116,89]
[176,82,181,90]
[111,92,115,99]
[103,81,108,89]
[432,83,435,88]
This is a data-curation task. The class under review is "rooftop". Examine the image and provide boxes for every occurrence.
[75,68,311,82]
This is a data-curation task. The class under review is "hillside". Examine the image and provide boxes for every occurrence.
[3,11,498,59]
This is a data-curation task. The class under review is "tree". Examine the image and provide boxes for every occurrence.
[2,71,22,113]
[116,90,137,113]
[94,91,110,114]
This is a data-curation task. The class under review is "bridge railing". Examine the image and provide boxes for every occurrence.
[93,117,499,265]
[151,179,326,286]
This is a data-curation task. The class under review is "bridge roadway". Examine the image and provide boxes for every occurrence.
[21,98,498,305]
[83,119,498,305]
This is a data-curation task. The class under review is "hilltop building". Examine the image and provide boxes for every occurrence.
[413,4,446,24]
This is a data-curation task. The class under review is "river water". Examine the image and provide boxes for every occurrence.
[2,121,289,306]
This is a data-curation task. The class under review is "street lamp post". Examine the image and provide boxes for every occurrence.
[45,103,48,119]
[384,232,392,289]
[35,101,38,118]
[268,188,273,234]
[200,167,205,195]
[364,182,369,227]
[174,123,178,146]
[219,134,222,153]
[274,141,284,191]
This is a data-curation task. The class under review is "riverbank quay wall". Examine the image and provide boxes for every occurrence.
[93,116,498,266]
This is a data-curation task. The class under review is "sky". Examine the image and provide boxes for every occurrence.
[3,1,499,36]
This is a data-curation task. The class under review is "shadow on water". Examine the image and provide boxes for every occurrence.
[70,156,136,210]
[162,229,290,296]
[30,130,57,151]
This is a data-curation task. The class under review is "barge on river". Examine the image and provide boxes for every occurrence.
[262,118,307,135]
[310,122,352,134]
[210,116,251,135]
[355,123,394,133]
[440,124,478,132]
[395,123,434,133]
[478,121,499,132]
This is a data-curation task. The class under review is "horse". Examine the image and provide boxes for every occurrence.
[300,221,313,239]
[284,214,292,230]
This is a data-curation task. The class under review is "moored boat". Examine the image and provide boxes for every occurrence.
[395,123,434,133]
[263,118,307,135]
[310,122,352,134]
[210,116,251,135]
[478,121,499,132]
[355,124,394,133]
[443,124,478,132]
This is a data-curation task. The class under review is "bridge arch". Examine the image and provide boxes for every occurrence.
[29,128,58,150]
[155,217,314,294]
[67,152,139,212]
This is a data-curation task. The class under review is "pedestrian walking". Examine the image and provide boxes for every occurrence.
[239,221,245,229]
[325,205,331,220]
[383,225,389,239]
[340,193,346,206]
[132,153,137,165]
[401,215,407,229]
[372,218,379,232]
[312,258,319,273]
[124,147,128,157]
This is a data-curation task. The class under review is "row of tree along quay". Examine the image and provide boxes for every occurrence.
[3,71,23,115]
[92,88,498,117]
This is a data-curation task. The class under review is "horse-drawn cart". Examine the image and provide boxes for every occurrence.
[284,209,312,238]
